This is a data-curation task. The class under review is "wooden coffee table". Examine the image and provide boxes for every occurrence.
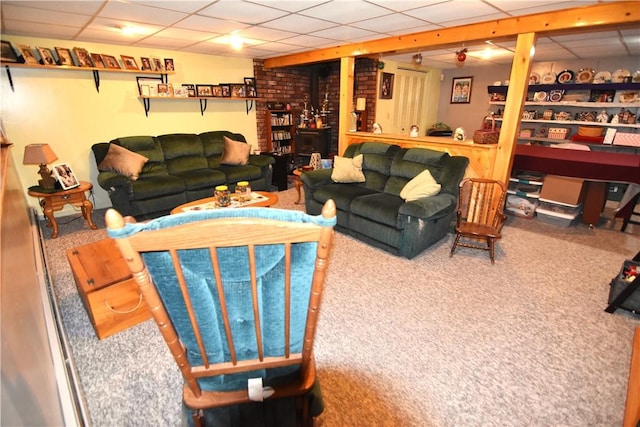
[170,191,278,214]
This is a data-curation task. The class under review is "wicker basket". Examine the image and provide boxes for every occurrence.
[578,126,604,137]
[473,116,500,144]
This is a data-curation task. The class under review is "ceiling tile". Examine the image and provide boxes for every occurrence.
[1,1,103,15]
[174,14,250,33]
[2,20,81,40]
[134,1,215,14]
[150,27,218,42]
[197,0,290,24]
[365,0,451,13]
[260,14,338,34]
[2,4,91,27]
[404,1,502,24]
[99,1,188,26]
[298,1,390,25]
[235,26,298,43]
[311,25,379,42]
[350,13,431,34]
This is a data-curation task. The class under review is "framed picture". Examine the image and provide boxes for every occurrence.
[173,86,188,97]
[55,47,74,66]
[244,77,257,98]
[451,76,473,104]
[1,40,19,63]
[136,76,162,96]
[379,72,394,99]
[151,57,164,72]
[18,44,38,65]
[91,53,105,68]
[164,58,174,71]
[220,84,231,98]
[73,47,93,67]
[140,57,153,71]
[36,47,56,65]
[212,85,222,97]
[102,54,121,69]
[121,55,138,70]
[231,84,246,98]
[52,163,79,190]
[196,84,213,97]
[182,84,196,97]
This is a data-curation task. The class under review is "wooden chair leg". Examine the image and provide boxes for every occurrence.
[450,234,461,257]
[488,238,495,264]
[191,409,203,427]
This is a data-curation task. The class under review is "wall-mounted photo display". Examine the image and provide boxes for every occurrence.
[151,57,164,72]
[231,84,245,98]
[220,84,231,97]
[91,53,105,68]
[52,163,79,190]
[140,57,153,71]
[182,84,196,97]
[451,76,473,104]
[55,47,74,66]
[102,54,121,69]
[212,85,222,97]
[196,84,213,97]
[244,77,257,98]
[1,40,19,63]
[164,58,174,71]
[136,76,163,97]
[36,47,56,65]
[121,55,139,70]
[379,72,394,99]
[73,47,93,67]
[18,44,38,65]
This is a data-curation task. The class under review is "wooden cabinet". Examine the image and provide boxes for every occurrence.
[295,128,331,161]
[266,110,295,153]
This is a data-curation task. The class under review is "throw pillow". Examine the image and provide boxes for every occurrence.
[98,143,148,181]
[331,154,365,183]
[220,136,250,165]
[399,169,441,201]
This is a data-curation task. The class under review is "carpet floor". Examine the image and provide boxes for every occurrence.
[42,188,640,426]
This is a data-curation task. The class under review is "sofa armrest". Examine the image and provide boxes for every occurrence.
[97,171,131,190]
[248,154,275,168]
[399,193,457,220]
[301,169,333,189]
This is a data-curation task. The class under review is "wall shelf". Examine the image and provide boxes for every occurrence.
[487,82,640,94]
[138,96,261,116]
[1,61,172,92]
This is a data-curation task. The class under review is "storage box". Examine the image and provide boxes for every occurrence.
[548,128,569,140]
[535,206,579,227]
[608,260,640,313]
[505,194,538,219]
[539,175,585,205]
[66,238,151,339]
[537,198,582,216]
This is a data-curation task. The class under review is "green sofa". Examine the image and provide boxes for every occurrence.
[301,142,469,259]
[92,131,274,220]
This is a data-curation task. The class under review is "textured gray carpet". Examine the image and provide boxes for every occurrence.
[42,188,640,426]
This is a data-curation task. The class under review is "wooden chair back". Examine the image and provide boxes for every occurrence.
[105,201,336,415]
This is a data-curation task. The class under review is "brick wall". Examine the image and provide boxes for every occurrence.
[253,58,378,155]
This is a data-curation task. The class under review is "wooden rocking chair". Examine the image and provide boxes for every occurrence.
[450,178,507,264]
[106,200,336,426]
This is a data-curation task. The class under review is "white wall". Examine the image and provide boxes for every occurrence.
[1,35,257,214]
[437,56,640,137]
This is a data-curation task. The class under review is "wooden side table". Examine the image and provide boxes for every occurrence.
[292,167,313,204]
[28,180,97,238]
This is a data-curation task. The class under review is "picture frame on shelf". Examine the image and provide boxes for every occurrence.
[140,57,153,71]
[220,84,231,97]
[212,85,222,97]
[152,57,164,72]
[102,54,121,69]
[91,53,106,68]
[173,86,188,97]
[157,83,172,96]
[196,84,213,97]
[244,77,257,97]
[230,83,245,98]
[120,55,139,70]
[55,47,74,66]
[164,58,174,71]
[379,72,394,99]
[36,47,56,65]
[451,76,473,104]
[1,40,19,63]
[18,44,38,65]
[52,163,79,190]
[182,84,196,97]
[73,47,93,67]
[136,76,162,96]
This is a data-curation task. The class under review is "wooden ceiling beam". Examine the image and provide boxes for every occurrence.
[263,1,639,68]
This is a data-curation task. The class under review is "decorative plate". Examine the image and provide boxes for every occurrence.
[541,72,556,84]
[549,90,564,102]
[633,71,640,83]
[575,68,595,84]
[556,70,575,84]
[529,73,541,85]
[611,69,631,83]
[534,91,547,102]
[593,71,611,84]
[618,91,639,103]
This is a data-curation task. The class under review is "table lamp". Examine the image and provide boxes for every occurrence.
[23,143,58,189]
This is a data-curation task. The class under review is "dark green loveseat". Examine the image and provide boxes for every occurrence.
[92,131,274,220]
[301,142,469,259]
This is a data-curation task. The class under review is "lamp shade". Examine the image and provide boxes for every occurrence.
[23,144,58,165]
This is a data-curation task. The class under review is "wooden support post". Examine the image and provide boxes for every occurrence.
[338,56,355,156]
[492,32,536,184]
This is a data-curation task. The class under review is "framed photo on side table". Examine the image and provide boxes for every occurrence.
[52,163,79,190]
[451,76,473,104]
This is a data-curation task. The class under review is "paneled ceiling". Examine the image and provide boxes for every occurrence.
[1,0,638,69]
